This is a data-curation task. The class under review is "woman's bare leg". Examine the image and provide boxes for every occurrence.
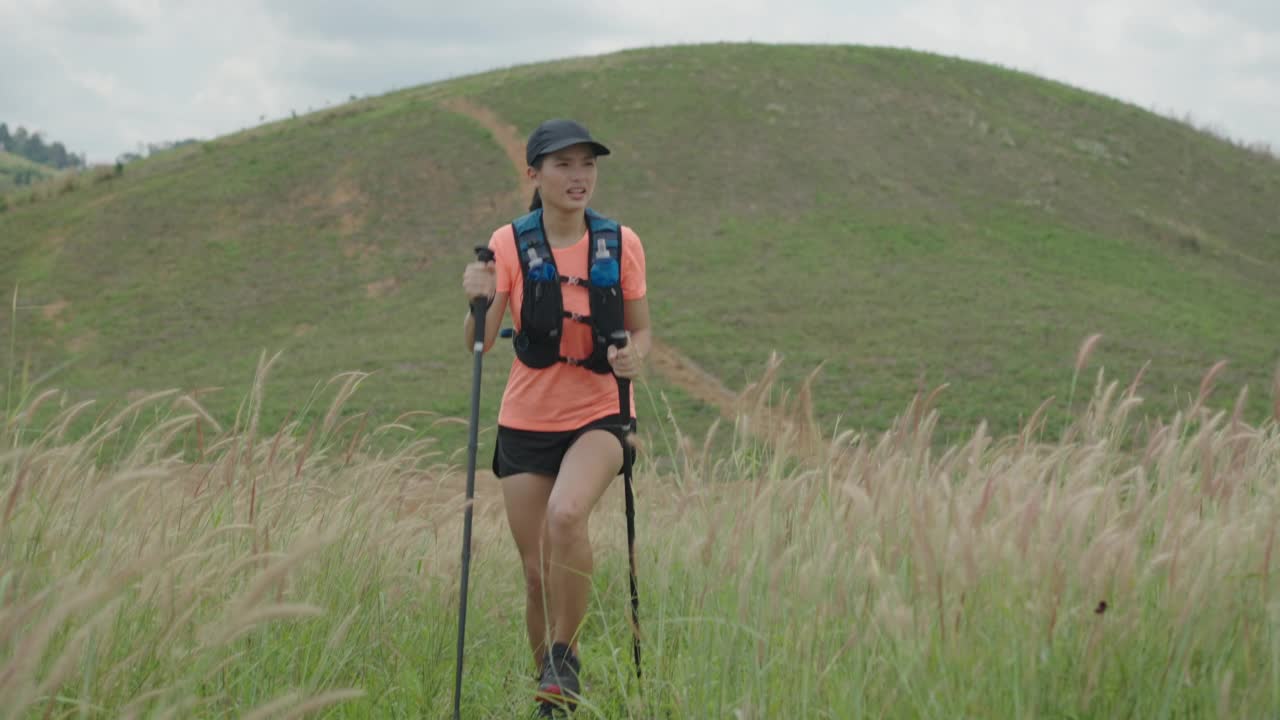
[545,430,623,652]
[501,472,556,670]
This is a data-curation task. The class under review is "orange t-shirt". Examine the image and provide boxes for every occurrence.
[488,220,647,432]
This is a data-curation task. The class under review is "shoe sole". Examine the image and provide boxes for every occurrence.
[535,685,578,711]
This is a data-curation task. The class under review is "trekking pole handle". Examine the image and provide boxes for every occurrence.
[609,330,632,420]
[470,247,496,350]
[470,247,496,306]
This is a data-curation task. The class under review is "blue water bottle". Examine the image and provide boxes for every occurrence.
[589,237,619,288]
[526,248,557,300]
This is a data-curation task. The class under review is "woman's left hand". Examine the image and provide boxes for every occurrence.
[607,335,642,380]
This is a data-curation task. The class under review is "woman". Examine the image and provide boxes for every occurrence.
[461,118,650,712]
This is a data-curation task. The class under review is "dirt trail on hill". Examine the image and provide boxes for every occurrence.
[441,97,770,429]
[440,97,533,212]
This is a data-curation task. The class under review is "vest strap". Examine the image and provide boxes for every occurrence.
[511,207,624,375]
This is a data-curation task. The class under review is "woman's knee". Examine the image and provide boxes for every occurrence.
[545,499,589,544]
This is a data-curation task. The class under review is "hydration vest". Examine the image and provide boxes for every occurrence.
[511,208,624,374]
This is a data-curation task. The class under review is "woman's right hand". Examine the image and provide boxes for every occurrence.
[462,259,496,303]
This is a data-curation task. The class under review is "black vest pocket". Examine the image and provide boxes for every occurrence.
[587,285,624,372]
[516,274,564,368]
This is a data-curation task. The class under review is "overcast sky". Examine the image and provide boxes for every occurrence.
[3,0,1278,164]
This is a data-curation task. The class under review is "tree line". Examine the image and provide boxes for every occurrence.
[0,122,87,170]
[116,138,201,165]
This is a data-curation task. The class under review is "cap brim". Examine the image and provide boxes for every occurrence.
[537,137,611,160]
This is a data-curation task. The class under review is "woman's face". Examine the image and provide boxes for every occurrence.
[529,144,597,212]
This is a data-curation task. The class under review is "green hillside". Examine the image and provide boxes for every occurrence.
[1,43,1278,446]
[0,150,57,194]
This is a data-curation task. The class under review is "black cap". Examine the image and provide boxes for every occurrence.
[525,119,611,166]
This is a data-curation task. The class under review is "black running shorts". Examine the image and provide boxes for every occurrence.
[492,414,635,479]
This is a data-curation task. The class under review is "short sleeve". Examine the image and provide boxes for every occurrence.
[621,226,647,301]
[489,225,518,294]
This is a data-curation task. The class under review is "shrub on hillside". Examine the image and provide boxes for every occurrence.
[1248,141,1277,162]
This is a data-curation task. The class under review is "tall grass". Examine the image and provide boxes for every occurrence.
[1,346,1278,718]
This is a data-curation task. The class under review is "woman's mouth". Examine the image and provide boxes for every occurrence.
[567,188,587,200]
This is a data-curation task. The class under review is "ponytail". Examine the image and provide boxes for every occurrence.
[527,156,545,211]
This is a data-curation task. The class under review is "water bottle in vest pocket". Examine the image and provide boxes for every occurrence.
[588,237,624,354]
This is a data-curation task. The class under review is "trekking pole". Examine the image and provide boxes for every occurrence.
[453,246,495,720]
[609,330,642,679]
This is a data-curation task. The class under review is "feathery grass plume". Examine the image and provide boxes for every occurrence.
[734,350,795,448]
[3,351,1279,716]
[172,394,223,436]
[0,588,55,665]
[324,605,362,653]
[3,457,25,523]
[321,370,370,440]
[1273,363,1280,423]
[48,398,97,441]
[129,413,198,457]
[1074,333,1103,374]
[210,603,325,646]
[1125,360,1151,400]
[5,283,17,416]
[1227,385,1251,469]
[225,532,337,614]
[0,552,173,713]
[1083,375,1122,442]
[244,350,282,455]
[9,387,61,431]
[1191,359,1230,415]
[1228,381,1249,430]
[277,689,366,719]
[101,389,181,434]
[240,690,305,720]
[31,596,125,703]
[1066,333,1103,424]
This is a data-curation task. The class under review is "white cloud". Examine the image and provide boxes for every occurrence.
[883,0,1280,145]
[71,69,121,100]
[25,0,146,37]
[192,58,284,117]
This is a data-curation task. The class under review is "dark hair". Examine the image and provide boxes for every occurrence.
[528,156,544,211]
